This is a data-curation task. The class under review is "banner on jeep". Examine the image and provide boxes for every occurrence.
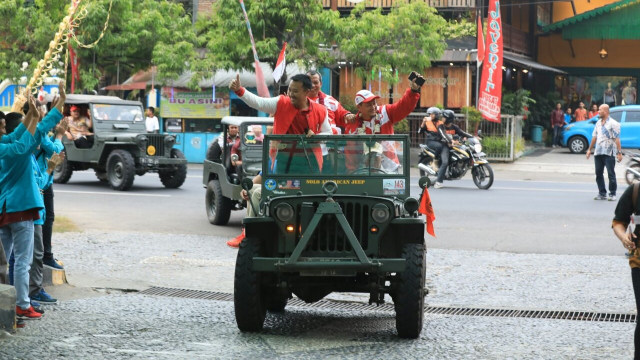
[160,87,230,119]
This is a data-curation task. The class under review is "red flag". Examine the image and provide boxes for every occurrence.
[418,187,436,238]
[476,14,485,64]
[254,60,271,98]
[272,42,287,83]
[477,1,503,123]
[69,44,79,93]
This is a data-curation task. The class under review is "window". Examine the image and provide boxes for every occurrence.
[610,110,623,121]
[624,111,640,123]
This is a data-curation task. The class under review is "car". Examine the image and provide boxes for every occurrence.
[233,134,430,339]
[563,105,640,153]
[202,117,273,225]
[52,94,188,190]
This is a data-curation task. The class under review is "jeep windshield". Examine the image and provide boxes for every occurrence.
[263,135,407,177]
[91,104,144,122]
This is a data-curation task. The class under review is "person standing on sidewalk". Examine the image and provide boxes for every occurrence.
[575,102,588,122]
[586,104,622,201]
[612,183,640,359]
[550,103,565,148]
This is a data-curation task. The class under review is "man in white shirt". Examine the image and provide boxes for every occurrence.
[145,107,159,133]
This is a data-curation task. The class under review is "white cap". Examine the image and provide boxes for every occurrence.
[354,90,380,106]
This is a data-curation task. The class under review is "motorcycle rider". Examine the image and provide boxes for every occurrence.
[426,109,474,189]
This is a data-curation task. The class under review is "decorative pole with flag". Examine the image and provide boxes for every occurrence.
[477,0,503,123]
[238,0,270,98]
[272,42,287,84]
[475,9,485,108]
[69,43,79,93]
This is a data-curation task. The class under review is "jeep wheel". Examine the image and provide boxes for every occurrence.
[206,179,232,225]
[394,243,426,339]
[159,149,187,188]
[53,157,73,184]
[106,150,136,191]
[234,237,267,331]
[95,170,108,183]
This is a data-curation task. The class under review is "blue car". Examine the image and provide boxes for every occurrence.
[562,105,640,153]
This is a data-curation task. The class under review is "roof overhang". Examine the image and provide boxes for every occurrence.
[503,52,567,74]
[542,0,640,39]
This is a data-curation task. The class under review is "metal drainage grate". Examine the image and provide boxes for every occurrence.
[139,287,636,324]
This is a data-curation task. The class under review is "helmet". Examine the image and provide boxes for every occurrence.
[426,107,441,118]
[442,109,456,124]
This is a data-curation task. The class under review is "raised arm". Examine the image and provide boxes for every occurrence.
[230,74,279,114]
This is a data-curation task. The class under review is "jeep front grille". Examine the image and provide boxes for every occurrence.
[147,135,165,157]
[294,200,371,256]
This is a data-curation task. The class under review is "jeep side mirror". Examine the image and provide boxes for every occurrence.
[241,178,253,191]
[418,176,432,189]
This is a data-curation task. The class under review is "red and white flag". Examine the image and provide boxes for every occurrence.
[476,13,485,65]
[418,186,436,238]
[477,0,503,123]
[69,43,79,93]
[272,42,287,83]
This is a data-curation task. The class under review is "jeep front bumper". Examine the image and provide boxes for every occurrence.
[139,156,187,167]
[252,257,406,273]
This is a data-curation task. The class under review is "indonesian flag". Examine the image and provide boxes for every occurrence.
[418,186,436,237]
[272,42,287,83]
[477,13,485,65]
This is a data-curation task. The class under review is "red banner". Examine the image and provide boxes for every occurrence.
[476,14,484,64]
[69,44,79,93]
[478,1,502,123]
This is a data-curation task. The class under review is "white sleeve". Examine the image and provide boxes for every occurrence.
[318,109,332,135]
[239,89,279,114]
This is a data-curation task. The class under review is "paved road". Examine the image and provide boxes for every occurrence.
[2,147,635,359]
[53,147,631,255]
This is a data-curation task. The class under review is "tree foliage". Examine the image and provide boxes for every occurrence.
[192,0,340,87]
[0,0,196,92]
[338,1,448,84]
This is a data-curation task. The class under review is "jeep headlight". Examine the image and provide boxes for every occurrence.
[371,203,390,223]
[137,135,148,150]
[275,203,295,222]
[165,135,176,147]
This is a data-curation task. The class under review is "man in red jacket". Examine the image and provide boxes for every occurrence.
[307,70,354,134]
[344,72,425,170]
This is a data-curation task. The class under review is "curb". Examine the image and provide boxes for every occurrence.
[0,284,16,332]
[43,266,67,287]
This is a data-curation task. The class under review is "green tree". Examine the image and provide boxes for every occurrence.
[337,1,450,84]
[192,0,340,87]
[0,0,196,92]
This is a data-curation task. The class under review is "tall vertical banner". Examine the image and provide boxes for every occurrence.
[478,1,503,123]
[238,0,271,98]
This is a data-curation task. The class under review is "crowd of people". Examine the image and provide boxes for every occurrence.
[0,82,67,328]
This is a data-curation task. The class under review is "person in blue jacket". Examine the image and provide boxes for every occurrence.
[0,109,42,285]
[35,106,67,270]
[0,84,65,320]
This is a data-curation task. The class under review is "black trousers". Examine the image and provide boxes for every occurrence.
[632,268,640,359]
[42,185,55,261]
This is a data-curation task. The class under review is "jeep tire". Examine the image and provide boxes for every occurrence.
[205,179,232,225]
[234,237,267,331]
[53,157,73,184]
[159,149,187,188]
[106,150,136,191]
[394,243,426,339]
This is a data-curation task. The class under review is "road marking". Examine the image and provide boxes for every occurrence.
[55,190,170,197]
[492,186,595,193]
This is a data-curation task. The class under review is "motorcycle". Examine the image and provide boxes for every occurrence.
[624,151,640,185]
[417,133,494,190]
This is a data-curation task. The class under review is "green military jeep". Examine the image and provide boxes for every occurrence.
[203,117,273,225]
[234,134,429,339]
[52,95,187,191]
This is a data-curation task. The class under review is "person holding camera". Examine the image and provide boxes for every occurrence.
[612,182,640,359]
